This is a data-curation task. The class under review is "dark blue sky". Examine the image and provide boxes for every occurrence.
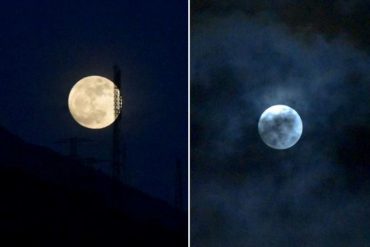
[191,0,370,246]
[0,0,187,207]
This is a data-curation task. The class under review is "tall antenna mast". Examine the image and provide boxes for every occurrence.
[112,65,123,181]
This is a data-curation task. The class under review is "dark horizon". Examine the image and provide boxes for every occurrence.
[0,123,187,246]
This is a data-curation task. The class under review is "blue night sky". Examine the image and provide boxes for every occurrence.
[0,0,187,208]
[191,0,370,246]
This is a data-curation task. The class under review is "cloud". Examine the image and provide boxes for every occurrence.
[191,0,370,51]
[191,12,370,246]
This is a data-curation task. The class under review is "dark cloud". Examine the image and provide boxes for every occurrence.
[191,0,370,51]
[191,6,370,246]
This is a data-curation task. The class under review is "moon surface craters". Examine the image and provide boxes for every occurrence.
[68,75,121,129]
[258,105,303,150]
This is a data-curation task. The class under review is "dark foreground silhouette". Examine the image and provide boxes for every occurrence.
[0,126,187,246]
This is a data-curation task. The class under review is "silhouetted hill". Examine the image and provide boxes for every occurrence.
[0,126,187,246]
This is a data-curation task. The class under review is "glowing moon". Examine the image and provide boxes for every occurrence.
[258,105,303,150]
[68,75,122,129]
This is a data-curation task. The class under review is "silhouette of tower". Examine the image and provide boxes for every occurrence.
[56,137,92,159]
[175,158,184,210]
[112,65,124,181]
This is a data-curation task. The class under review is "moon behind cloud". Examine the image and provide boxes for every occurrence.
[68,75,121,129]
[258,105,303,150]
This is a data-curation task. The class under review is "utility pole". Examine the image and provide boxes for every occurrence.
[55,137,92,159]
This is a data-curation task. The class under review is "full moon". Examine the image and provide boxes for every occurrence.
[258,105,303,150]
[68,75,122,129]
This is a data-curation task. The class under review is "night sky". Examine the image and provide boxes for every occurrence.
[0,0,187,208]
[191,0,370,246]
